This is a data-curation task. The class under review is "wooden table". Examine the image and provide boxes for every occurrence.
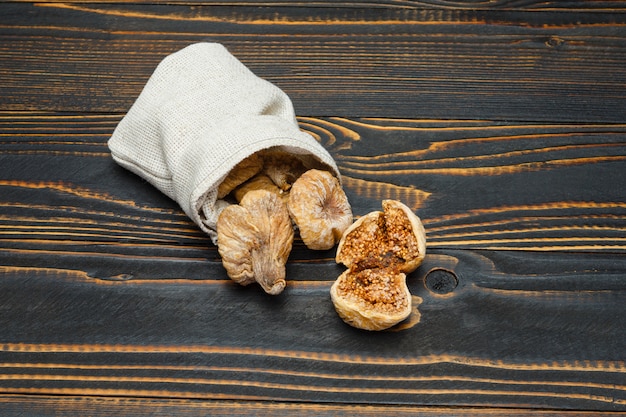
[1,1,625,415]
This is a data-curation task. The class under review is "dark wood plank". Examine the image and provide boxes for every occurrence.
[1,113,623,276]
[2,1,626,413]
[1,4,626,122]
[0,113,625,410]
[4,0,626,11]
[2,396,626,417]
[0,251,624,409]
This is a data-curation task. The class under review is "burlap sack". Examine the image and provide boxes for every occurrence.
[108,43,339,243]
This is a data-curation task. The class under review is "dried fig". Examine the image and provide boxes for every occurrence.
[330,268,410,331]
[217,189,294,295]
[233,173,287,203]
[331,200,426,330]
[288,169,353,251]
[260,149,308,191]
[217,153,264,199]
[336,200,426,273]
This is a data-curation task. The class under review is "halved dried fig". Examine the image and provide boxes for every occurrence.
[330,268,411,331]
[216,189,294,295]
[331,200,426,330]
[336,200,426,273]
[288,169,353,250]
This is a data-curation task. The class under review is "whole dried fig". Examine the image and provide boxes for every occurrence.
[288,169,353,251]
[260,149,308,191]
[331,200,426,330]
[233,173,286,204]
[217,153,264,199]
[217,189,294,295]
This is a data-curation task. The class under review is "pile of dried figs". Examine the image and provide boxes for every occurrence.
[216,149,353,294]
[216,149,427,330]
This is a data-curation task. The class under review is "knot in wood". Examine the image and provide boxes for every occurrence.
[425,268,458,295]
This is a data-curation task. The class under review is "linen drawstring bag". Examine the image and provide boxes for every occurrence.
[108,42,339,243]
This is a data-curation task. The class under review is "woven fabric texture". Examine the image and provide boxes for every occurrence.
[108,43,339,242]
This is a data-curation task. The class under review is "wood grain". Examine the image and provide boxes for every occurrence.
[3,397,626,417]
[1,113,625,411]
[5,0,626,10]
[1,113,623,275]
[1,4,626,121]
[0,249,625,410]
[1,0,625,414]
